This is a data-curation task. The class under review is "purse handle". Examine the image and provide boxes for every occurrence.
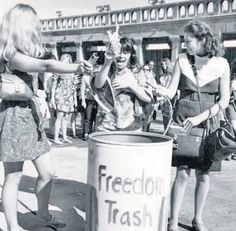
[209,102,233,130]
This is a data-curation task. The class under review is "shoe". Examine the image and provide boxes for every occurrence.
[192,220,208,231]
[62,138,72,143]
[167,219,178,231]
[82,134,89,141]
[37,214,66,228]
[231,154,236,160]
[53,138,63,144]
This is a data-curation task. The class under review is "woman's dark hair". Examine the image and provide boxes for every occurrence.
[120,37,137,68]
[184,21,224,57]
[160,58,173,74]
[109,36,137,75]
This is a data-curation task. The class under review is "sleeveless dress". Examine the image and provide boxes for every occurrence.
[0,69,50,162]
[52,73,77,113]
[173,53,230,169]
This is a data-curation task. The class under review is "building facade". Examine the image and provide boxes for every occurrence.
[41,0,236,75]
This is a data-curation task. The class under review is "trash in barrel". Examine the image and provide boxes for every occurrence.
[86,131,173,231]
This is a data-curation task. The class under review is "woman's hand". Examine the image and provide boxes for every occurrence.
[82,100,87,108]
[49,99,56,109]
[105,25,121,60]
[182,116,202,133]
[76,60,93,74]
[153,85,168,97]
[112,76,137,90]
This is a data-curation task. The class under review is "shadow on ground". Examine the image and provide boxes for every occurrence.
[0,175,88,231]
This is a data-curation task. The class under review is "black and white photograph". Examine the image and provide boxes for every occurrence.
[0,0,236,230]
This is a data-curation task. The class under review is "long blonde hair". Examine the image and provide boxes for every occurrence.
[0,3,44,61]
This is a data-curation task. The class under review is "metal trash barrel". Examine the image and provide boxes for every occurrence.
[86,131,173,231]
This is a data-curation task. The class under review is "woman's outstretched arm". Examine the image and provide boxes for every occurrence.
[9,52,92,74]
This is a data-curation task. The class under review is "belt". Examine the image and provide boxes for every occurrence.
[180,91,218,101]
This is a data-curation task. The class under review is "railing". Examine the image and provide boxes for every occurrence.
[41,0,236,32]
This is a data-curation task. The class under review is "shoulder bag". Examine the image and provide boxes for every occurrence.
[0,73,34,101]
[0,60,34,101]
[206,104,236,161]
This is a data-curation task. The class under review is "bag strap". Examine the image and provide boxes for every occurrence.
[186,53,209,137]
[186,53,203,112]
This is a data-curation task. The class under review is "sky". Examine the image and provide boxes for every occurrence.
[0,0,185,19]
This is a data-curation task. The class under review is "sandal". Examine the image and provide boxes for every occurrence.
[37,214,66,229]
[231,154,236,160]
[167,219,178,231]
[192,219,208,231]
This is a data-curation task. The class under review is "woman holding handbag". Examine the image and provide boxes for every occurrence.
[0,4,92,231]
[155,21,230,231]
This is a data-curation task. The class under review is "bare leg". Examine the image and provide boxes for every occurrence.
[193,170,210,224]
[54,111,63,144]
[33,152,55,219]
[2,162,24,231]
[169,167,191,228]
[62,113,71,143]
[70,113,76,137]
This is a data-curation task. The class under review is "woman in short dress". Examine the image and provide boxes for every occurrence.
[0,4,91,231]
[51,53,78,144]
[155,21,230,231]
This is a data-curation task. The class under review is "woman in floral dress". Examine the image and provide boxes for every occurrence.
[50,53,77,144]
[94,26,152,131]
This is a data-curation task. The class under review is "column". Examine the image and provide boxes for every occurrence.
[47,42,58,60]
[169,35,181,64]
[134,38,144,66]
[75,42,84,61]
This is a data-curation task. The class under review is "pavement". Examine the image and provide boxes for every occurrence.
[0,119,236,231]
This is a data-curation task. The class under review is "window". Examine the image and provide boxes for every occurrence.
[143,10,148,21]
[179,5,186,17]
[221,0,229,13]
[167,7,173,18]
[198,3,204,15]
[158,8,165,19]
[131,12,137,22]
[125,12,130,22]
[188,4,195,16]
[150,9,156,20]
[118,13,123,23]
[207,2,214,14]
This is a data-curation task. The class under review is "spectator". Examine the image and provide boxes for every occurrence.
[80,72,98,140]
[136,64,158,131]
[50,53,78,144]
[147,60,156,80]
[226,58,236,160]
[158,58,175,129]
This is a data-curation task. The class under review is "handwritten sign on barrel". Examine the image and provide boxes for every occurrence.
[86,132,173,231]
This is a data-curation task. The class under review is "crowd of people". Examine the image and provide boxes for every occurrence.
[0,3,236,231]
